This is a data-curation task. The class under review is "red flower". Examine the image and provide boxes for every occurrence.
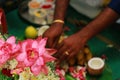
[2,68,12,77]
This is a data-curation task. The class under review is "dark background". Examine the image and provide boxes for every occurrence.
[0,0,24,13]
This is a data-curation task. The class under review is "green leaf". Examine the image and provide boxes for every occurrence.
[65,74,76,80]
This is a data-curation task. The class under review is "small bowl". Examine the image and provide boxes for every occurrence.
[33,9,47,24]
[41,2,53,10]
[28,1,40,15]
[87,57,105,76]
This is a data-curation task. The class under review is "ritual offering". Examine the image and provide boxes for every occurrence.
[33,9,47,24]
[37,25,93,67]
[58,33,93,67]
[46,8,54,24]
[87,57,105,76]
[0,33,59,80]
[37,25,49,36]
[0,24,112,80]
[23,0,55,25]
[0,33,88,80]
[28,0,41,15]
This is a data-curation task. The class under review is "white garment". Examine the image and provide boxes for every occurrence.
[70,0,104,19]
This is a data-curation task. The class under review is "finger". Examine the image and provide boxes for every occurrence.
[55,43,68,58]
[56,41,63,49]
[66,49,77,61]
[54,42,64,57]
[47,38,54,48]
[57,41,69,54]
[58,47,71,61]
[59,51,70,63]
[57,42,72,62]
[66,52,75,61]
[52,37,59,48]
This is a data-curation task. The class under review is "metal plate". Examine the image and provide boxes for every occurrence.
[18,0,50,26]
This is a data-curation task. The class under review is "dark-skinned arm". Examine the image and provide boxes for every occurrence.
[54,0,70,21]
[77,7,120,42]
[43,0,70,48]
[55,7,120,61]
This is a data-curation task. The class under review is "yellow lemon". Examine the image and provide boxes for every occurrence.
[25,26,38,39]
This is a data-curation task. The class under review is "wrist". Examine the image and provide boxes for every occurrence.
[76,30,90,43]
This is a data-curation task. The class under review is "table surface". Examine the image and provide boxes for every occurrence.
[6,6,120,80]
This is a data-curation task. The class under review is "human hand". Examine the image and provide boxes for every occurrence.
[43,23,64,48]
[54,32,87,62]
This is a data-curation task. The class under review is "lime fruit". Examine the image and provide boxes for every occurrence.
[25,26,38,39]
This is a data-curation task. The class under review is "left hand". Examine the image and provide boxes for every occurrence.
[54,32,87,62]
[43,23,64,48]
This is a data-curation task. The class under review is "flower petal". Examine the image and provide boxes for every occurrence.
[31,62,41,76]
[0,54,9,64]
[43,52,56,63]
[0,40,4,46]
[6,36,16,44]
[36,57,44,65]
[16,52,26,61]
[24,58,33,66]
[46,48,57,55]
[41,65,48,75]
[32,41,38,49]
[36,38,47,56]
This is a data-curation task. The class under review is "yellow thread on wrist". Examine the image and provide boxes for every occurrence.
[53,20,64,24]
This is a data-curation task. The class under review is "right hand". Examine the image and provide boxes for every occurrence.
[54,31,87,62]
[43,23,64,48]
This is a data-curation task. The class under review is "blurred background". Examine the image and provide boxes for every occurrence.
[0,0,24,13]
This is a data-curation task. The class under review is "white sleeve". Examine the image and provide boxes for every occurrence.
[85,0,103,7]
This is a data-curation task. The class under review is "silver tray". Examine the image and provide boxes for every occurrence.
[18,0,50,26]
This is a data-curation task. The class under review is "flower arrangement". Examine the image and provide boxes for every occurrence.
[0,33,86,80]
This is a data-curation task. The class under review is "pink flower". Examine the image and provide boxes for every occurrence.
[0,36,20,66]
[16,36,56,75]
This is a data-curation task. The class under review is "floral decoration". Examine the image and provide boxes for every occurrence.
[0,34,86,80]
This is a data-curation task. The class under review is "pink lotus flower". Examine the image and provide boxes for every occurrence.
[0,36,20,66]
[16,36,56,75]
